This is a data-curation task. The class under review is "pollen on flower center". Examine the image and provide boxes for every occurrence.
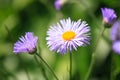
[62,31,76,41]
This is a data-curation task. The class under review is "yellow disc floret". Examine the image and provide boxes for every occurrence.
[62,31,76,41]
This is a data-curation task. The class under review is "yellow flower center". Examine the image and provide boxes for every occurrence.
[62,31,76,41]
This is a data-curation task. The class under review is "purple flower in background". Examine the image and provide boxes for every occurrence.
[111,21,120,42]
[101,7,117,25]
[13,32,38,54]
[112,41,120,54]
[54,0,66,10]
[111,21,120,54]
[46,18,90,54]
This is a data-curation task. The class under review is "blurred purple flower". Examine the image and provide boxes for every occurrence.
[111,21,120,42]
[13,32,38,54]
[101,7,117,25]
[111,21,120,54]
[112,41,120,54]
[54,0,66,10]
[46,18,90,54]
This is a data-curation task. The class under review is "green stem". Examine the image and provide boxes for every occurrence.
[35,53,59,80]
[85,27,106,80]
[92,27,106,52]
[84,53,95,80]
[70,52,72,80]
[34,55,49,80]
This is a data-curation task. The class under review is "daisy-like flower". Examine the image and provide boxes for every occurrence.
[101,7,117,25]
[46,18,90,54]
[13,32,38,54]
[54,0,67,10]
[111,21,120,54]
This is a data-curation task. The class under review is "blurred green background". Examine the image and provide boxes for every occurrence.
[0,0,120,80]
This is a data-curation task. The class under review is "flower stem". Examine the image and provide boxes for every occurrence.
[85,27,106,80]
[84,53,95,80]
[34,55,49,80]
[35,53,59,80]
[92,27,106,52]
[70,52,72,80]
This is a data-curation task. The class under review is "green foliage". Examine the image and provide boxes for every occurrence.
[0,0,120,80]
